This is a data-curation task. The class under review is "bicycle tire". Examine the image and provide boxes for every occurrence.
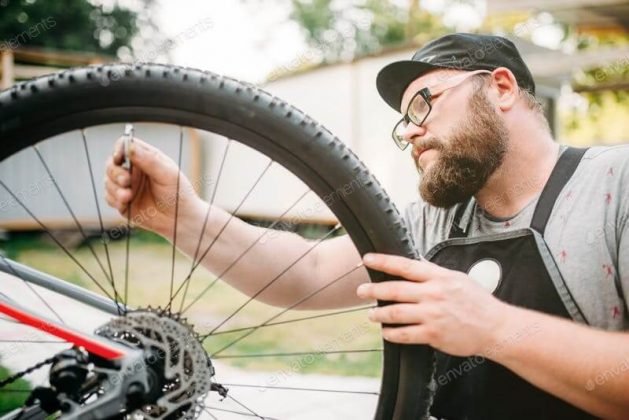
[0,63,435,420]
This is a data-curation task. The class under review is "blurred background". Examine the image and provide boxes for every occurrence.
[0,2,627,417]
[1,0,627,210]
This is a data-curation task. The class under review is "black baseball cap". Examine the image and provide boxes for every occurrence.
[376,33,536,112]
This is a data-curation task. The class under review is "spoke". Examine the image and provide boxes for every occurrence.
[175,160,275,314]
[206,223,343,333]
[0,180,115,301]
[124,203,131,308]
[210,263,364,357]
[81,129,120,315]
[213,349,382,359]
[187,142,231,279]
[220,383,379,396]
[203,305,374,339]
[190,159,273,275]
[174,187,311,316]
[203,407,219,420]
[0,317,19,323]
[176,141,229,312]
[32,147,120,306]
[204,406,277,420]
[168,127,184,310]
[227,394,264,419]
[123,165,133,309]
[0,255,65,324]
[172,188,311,313]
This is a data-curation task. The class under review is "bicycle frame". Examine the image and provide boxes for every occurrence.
[0,257,125,359]
[0,257,152,419]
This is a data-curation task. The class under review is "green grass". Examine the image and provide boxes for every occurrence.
[123,229,170,245]
[0,365,31,415]
[3,231,382,378]
[203,318,382,376]
[1,232,57,260]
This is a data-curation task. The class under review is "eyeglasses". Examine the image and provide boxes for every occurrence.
[392,70,492,150]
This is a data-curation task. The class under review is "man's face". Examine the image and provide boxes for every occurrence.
[399,70,509,208]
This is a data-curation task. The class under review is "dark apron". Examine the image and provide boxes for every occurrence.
[426,147,597,420]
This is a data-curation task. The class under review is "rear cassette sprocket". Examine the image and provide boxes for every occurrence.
[96,308,212,419]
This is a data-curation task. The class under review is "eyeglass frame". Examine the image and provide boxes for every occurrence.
[391,69,493,150]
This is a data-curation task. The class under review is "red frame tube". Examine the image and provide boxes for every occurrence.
[0,301,125,360]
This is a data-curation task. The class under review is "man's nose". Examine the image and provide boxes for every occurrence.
[402,121,427,144]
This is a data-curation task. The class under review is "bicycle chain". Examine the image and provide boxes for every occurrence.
[0,356,56,389]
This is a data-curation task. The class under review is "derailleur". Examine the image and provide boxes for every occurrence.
[6,345,149,420]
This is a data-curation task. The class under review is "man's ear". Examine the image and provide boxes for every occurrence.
[490,67,519,111]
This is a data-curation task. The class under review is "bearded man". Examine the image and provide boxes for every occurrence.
[105,33,629,418]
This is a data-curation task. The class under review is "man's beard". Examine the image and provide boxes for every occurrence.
[415,88,509,208]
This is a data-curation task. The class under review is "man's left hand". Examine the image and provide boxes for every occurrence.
[357,253,512,357]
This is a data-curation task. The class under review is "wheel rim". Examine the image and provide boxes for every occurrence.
[0,64,434,420]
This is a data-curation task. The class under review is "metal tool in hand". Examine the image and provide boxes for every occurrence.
[121,123,134,170]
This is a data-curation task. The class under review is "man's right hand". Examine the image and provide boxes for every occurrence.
[104,137,201,236]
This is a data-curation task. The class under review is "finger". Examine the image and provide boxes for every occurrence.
[104,191,115,208]
[356,281,422,303]
[105,178,133,207]
[115,187,133,204]
[104,178,131,203]
[106,158,132,187]
[362,253,444,282]
[381,325,434,345]
[112,140,124,166]
[368,303,425,324]
[104,191,128,214]
[126,139,180,185]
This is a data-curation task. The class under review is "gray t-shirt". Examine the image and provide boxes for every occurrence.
[403,144,629,331]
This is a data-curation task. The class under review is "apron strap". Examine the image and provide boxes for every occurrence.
[530,147,588,236]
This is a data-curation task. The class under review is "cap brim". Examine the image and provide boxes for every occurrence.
[376,60,443,112]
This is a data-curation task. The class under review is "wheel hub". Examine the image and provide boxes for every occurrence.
[96,308,213,419]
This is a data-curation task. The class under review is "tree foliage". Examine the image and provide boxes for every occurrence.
[289,0,449,62]
[0,0,138,57]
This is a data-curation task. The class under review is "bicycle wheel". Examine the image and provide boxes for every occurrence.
[0,64,434,419]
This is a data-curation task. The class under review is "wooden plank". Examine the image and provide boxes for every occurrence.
[13,47,110,67]
[0,217,127,232]
[0,49,15,89]
[0,210,338,231]
[14,63,61,80]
